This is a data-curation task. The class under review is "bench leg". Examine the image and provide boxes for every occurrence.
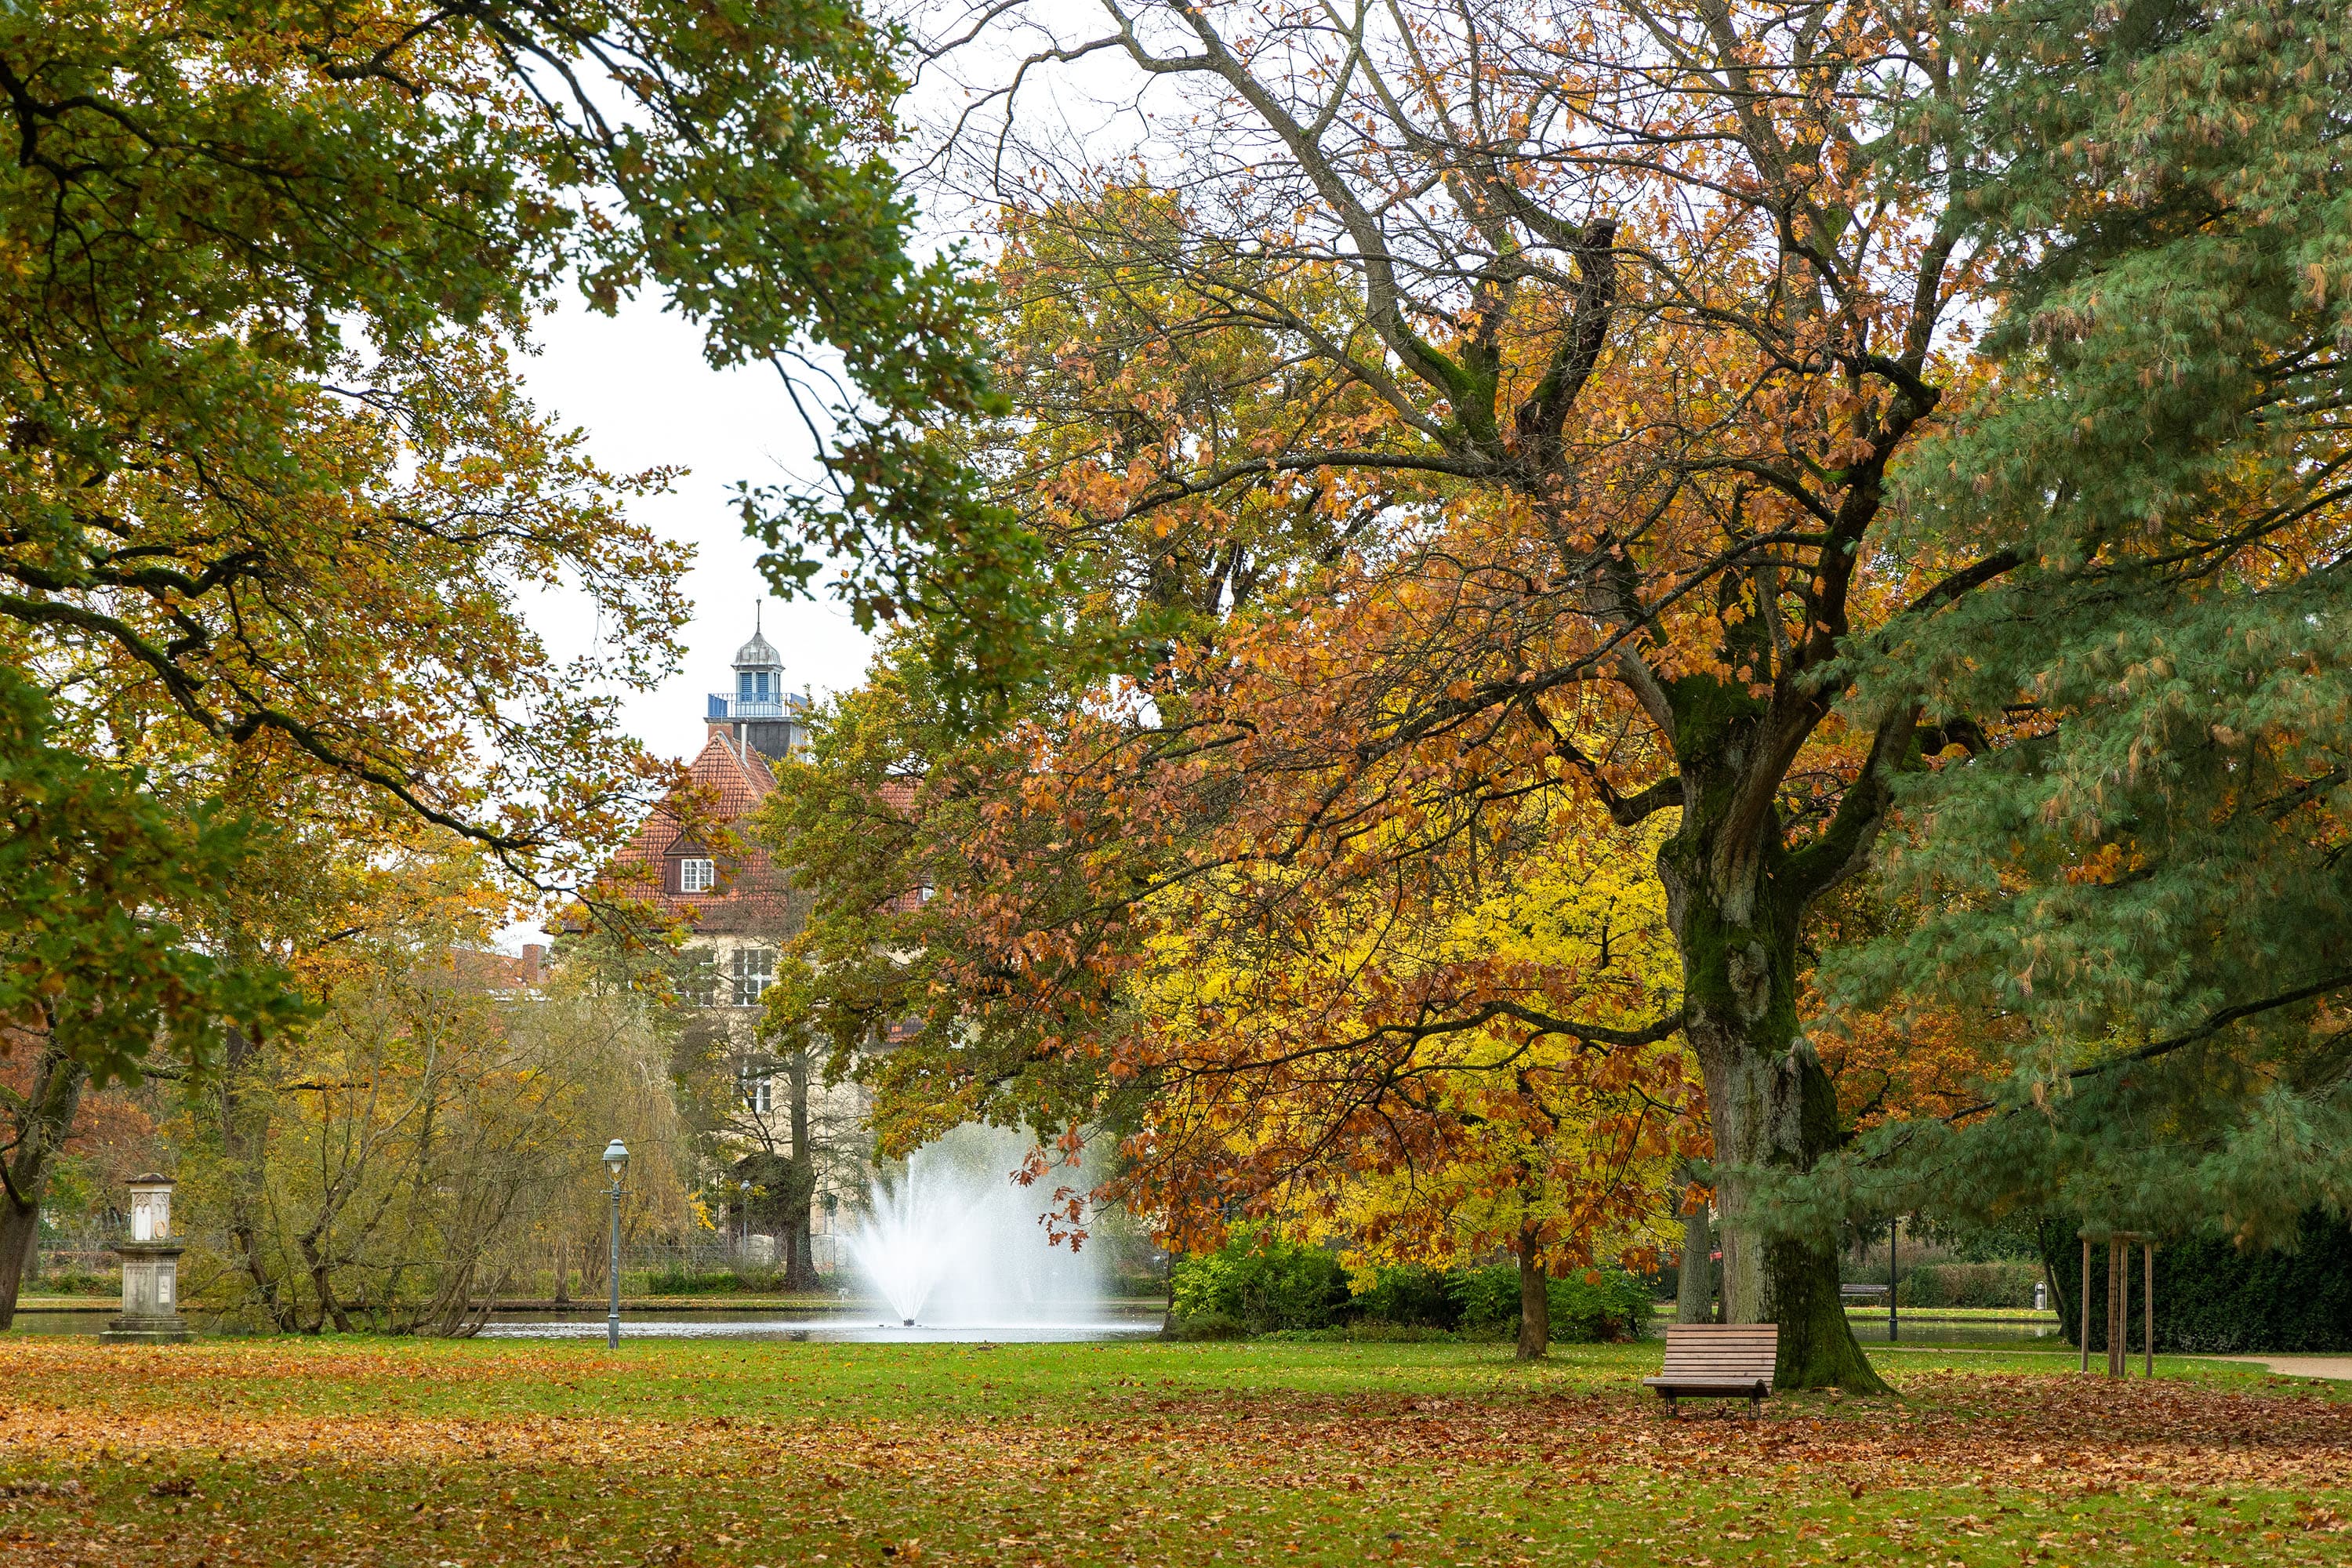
[1661,1394,1676,1418]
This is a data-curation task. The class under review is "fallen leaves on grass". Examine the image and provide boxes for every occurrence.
[0,1343,2345,1497]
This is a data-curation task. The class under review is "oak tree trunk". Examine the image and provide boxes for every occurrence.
[216,1027,297,1330]
[1515,1228,1551,1361]
[782,1048,821,1290]
[1664,762,1889,1392]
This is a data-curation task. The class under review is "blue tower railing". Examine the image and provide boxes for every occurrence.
[708,693,800,720]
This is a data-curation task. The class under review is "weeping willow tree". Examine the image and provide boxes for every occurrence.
[173,851,691,1336]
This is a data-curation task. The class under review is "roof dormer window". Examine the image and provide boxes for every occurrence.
[680,857,717,894]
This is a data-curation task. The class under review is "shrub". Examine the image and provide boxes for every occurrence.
[1547,1267,1657,1341]
[1171,1237,1653,1341]
[641,1264,780,1295]
[1447,1265,1653,1342]
[1169,1228,1351,1334]
[1448,1265,1525,1333]
[34,1268,117,1298]
[1350,1265,1461,1330]
[1163,1309,1246,1341]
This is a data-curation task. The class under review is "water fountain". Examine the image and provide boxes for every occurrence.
[849,1123,1108,1330]
[484,1123,1146,1342]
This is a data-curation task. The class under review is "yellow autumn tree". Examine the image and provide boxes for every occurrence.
[1128,797,1693,1356]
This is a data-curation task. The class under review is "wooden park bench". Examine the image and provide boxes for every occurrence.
[1641,1323,1779,1414]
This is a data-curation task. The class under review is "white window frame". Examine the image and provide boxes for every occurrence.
[731,947,774,1007]
[679,857,717,893]
[678,950,718,1007]
[737,1062,773,1115]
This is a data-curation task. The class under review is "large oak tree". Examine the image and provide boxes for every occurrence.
[813,0,2351,1385]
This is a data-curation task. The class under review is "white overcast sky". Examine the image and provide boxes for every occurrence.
[514,292,879,762]
[496,295,880,950]
[507,1,1156,768]
[494,12,1149,949]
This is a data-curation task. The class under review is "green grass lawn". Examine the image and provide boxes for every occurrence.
[1,1335,2345,1566]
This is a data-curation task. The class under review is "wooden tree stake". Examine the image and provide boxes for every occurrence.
[2079,1236,2092,1374]
[2117,1241,2136,1382]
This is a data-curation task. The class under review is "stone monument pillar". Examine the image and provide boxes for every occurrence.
[105,1174,192,1342]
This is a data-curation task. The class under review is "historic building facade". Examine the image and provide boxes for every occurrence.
[601,618,862,1272]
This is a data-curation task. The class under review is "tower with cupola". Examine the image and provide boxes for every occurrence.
[705,604,810,762]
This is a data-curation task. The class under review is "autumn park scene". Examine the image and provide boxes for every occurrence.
[5,0,2351,1564]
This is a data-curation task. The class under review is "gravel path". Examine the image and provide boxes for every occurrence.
[2209,1356,2352,1381]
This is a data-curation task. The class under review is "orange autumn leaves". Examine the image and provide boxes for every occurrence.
[4,1338,2350,1499]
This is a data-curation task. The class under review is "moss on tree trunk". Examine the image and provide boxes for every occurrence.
[1665,764,1890,1393]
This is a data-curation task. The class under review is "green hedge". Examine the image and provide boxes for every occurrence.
[641,1264,782,1295]
[1896,1261,2043,1309]
[2037,1210,2352,1354]
[1167,1233,1650,1341]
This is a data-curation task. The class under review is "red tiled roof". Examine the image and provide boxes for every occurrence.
[441,946,547,992]
[601,733,805,938]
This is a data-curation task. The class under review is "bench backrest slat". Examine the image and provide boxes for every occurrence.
[1657,1323,1779,1385]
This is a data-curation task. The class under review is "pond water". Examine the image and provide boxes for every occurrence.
[6,1302,1166,1342]
[13,1301,2063,1348]
[1845,1316,2063,1347]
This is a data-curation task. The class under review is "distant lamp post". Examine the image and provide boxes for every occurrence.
[739,1178,752,1254]
[602,1139,629,1350]
[105,1174,191,1342]
[1888,1216,1900,1345]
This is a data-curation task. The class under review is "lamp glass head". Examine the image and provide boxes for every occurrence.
[601,1138,630,1179]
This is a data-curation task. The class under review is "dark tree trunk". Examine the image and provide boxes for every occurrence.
[1515,1229,1550,1361]
[782,1048,820,1290]
[554,1236,570,1305]
[1675,1179,1715,1324]
[0,1032,87,1330]
[1662,735,1892,1393]
[215,1025,297,1330]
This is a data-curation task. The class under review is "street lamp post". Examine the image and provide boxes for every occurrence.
[1887,1216,1900,1345]
[739,1179,752,1255]
[602,1139,629,1350]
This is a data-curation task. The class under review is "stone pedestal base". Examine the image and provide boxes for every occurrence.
[108,1239,191,1341]
[103,1313,194,1343]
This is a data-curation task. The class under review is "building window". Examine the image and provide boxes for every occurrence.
[679,857,717,893]
[678,951,717,1007]
[737,1062,772,1115]
[731,947,774,1007]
